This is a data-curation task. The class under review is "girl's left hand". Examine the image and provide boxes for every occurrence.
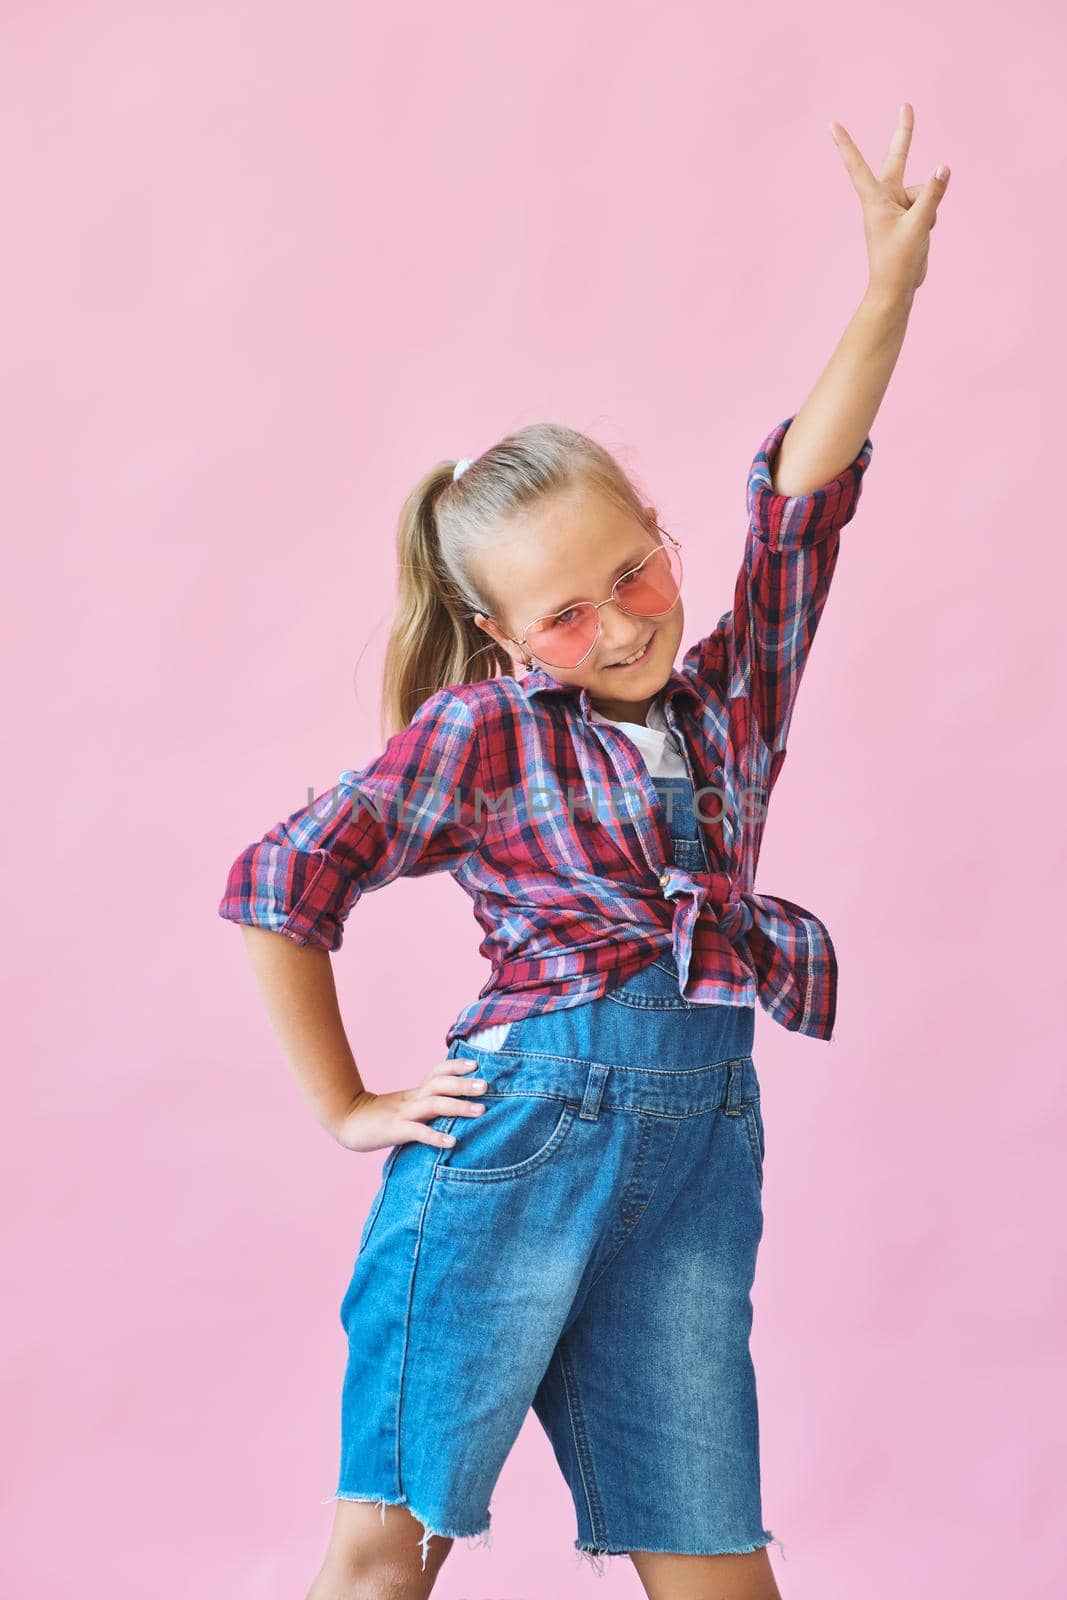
[829,102,950,304]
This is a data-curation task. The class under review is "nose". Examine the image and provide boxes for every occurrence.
[595,602,652,656]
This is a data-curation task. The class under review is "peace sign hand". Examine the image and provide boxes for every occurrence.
[829,102,950,304]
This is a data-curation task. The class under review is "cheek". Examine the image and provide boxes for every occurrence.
[657,602,684,645]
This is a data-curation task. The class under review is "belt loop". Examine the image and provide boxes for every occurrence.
[724,1057,743,1117]
[579,1062,609,1122]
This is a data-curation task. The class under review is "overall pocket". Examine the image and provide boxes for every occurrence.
[434,1091,578,1184]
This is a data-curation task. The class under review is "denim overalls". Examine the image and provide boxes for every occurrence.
[324,769,774,1575]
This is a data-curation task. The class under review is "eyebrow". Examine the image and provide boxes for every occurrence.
[531,548,652,620]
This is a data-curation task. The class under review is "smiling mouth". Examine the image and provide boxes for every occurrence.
[606,635,654,669]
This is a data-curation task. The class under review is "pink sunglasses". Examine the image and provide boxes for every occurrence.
[491,528,684,671]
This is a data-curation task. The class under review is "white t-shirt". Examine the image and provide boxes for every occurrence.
[589,693,689,778]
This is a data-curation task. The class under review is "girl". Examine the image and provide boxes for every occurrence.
[218,107,948,1600]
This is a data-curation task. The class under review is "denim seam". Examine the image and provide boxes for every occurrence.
[496,1046,753,1073]
[449,1092,758,1118]
[451,1089,758,1119]
[605,996,696,1012]
[395,1140,456,1506]
[453,1089,570,1105]
[557,1338,608,1547]
[356,1146,401,1255]
[622,1115,682,1230]
[650,956,684,976]
[596,1099,757,1118]
[617,1113,655,1231]
[741,1100,765,1187]
[584,1116,680,1298]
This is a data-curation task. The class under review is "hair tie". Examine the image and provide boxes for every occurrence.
[453,457,474,482]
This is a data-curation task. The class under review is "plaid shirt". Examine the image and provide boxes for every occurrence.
[218,414,873,1046]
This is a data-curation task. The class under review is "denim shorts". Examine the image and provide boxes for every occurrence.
[321,775,777,1574]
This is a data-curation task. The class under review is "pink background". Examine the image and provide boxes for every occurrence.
[4,2,1065,1595]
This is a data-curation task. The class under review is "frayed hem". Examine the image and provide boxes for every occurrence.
[574,1546,628,1578]
[574,1530,784,1577]
[319,1490,493,1571]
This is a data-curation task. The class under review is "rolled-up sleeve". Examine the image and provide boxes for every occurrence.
[217,687,485,951]
[746,414,872,552]
[683,414,873,755]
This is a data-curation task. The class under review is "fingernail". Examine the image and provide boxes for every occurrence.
[935,164,949,180]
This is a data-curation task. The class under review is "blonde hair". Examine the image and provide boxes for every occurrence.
[380,421,654,738]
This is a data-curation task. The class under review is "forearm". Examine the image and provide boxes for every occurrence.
[239,926,366,1136]
[771,287,913,495]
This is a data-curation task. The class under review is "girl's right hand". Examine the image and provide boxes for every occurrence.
[330,1059,489,1153]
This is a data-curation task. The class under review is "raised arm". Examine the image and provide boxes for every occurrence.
[776,100,950,492]
[683,103,949,757]
[682,417,872,760]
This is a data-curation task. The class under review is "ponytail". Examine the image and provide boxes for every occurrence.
[379,423,654,740]
[380,463,511,740]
